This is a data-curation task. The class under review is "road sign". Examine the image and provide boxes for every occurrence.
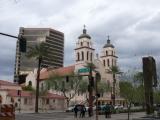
[78,68,90,73]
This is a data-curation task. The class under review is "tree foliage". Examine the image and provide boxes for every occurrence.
[45,72,85,106]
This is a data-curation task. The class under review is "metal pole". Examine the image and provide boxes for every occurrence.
[95,74,98,120]
[19,91,21,113]
[113,74,116,106]
[0,32,18,39]
[89,66,93,117]
[35,57,41,113]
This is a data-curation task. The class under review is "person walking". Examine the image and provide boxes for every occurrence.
[82,106,86,118]
[74,106,78,118]
[104,104,110,118]
[108,104,112,118]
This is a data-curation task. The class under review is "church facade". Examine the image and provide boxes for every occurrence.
[25,26,125,108]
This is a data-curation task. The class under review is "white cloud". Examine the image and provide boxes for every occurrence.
[0,0,160,80]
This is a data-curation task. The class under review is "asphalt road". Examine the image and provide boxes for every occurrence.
[15,112,151,120]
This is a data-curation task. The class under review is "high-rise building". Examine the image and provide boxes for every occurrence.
[14,27,64,83]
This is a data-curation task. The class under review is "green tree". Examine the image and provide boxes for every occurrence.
[46,72,83,107]
[22,85,34,91]
[27,42,47,113]
[119,81,136,120]
[97,81,110,96]
[133,72,143,85]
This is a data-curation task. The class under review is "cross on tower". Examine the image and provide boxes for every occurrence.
[107,35,110,40]
[84,24,86,29]
[107,35,110,44]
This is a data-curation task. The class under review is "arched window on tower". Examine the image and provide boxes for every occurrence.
[87,42,89,47]
[81,51,84,60]
[107,59,110,67]
[111,51,113,55]
[90,53,92,61]
[106,51,108,56]
[77,52,80,61]
[112,59,113,66]
[81,42,83,46]
[103,60,106,66]
[87,51,89,60]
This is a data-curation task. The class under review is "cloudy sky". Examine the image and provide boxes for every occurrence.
[0,0,160,81]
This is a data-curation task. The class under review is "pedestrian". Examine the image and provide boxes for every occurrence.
[79,106,83,118]
[88,107,93,117]
[104,104,110,118]
[74,106,78,118]
[108,104,112,118]
[82,106,86,118]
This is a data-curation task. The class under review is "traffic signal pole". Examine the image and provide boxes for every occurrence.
[0,32,26,52]
[0,32,27,84]
[88,66,93,117]
[0,32,18,39]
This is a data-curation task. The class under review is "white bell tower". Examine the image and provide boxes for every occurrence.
[100,36,118,71]
[75,26,95,65]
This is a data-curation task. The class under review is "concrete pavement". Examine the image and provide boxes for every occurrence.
[15,112,154,120]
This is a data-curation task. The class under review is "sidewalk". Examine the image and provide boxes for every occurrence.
[15,110,64,114]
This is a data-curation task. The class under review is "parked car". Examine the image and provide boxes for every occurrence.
[66,105,75,112]
[114,105,124,110]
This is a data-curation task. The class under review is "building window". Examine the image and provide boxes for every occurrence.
[103,60,105,66]
[87,51,89,60]
[41,83,44,91]
[81,42,83,46]
[47,83,50,90]
[82,51,84,60]
[46,99,49,104]
[106,51,108,56]
[107,59,110,67]
[112,59,113,66]
[15,103,18,107]
[112,51,113,55]
[90,53,92,61]
[24,98,27,105]
[28,81,32,86]
[53,99,55,103]
[77,52,80,61]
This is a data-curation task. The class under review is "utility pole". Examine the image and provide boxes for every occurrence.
[112,74,116,106]
[88,66,93,117]
[95,72,101,120]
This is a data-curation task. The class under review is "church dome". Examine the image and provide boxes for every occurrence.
[103,39,114,48]
[78,26,91,39]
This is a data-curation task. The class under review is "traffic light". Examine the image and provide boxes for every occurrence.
[18,28,26,52]
[19,35,26,52]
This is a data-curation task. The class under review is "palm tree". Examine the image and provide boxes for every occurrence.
[109,66,121,105]
[85,62,96,117]
[27,42,47,113]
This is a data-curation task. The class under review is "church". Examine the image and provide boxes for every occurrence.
[25,26,125,108]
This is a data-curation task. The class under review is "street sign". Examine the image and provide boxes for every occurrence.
[78,68,90,73]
